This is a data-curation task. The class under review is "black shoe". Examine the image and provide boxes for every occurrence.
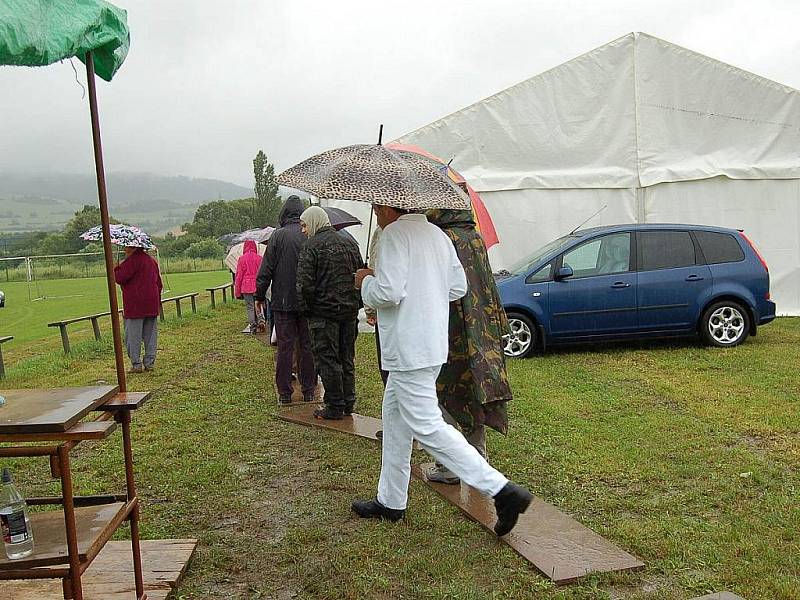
[343,405,354,416]
[278,394,292,405]
[351,498,405,522]
[314,406,344,420]
[493,482,533,536]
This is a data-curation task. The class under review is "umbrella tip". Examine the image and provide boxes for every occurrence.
[377,124,384,145]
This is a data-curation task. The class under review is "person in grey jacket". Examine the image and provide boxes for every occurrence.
[255,196,316,403]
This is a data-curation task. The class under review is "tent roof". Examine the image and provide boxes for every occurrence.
[0,0,129,81]
[396,33,800,191]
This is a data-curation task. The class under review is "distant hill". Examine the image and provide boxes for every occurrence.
[0,172,254,235]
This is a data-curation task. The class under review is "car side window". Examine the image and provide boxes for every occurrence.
[694,231,745,264]
[561,233,631,278]
[638,230,696,271]
[526,263,552,283]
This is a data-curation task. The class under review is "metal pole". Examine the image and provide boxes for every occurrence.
[85,51,127,393]
[121,411,145,598]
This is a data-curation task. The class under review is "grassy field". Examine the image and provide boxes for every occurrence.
[0,307,798,599]
[0,270,231,345]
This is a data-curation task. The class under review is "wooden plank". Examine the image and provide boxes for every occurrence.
[3,539,197,600]
[690,593,746,600]
[0,335,13,343]
[47,312,111,327]
[0,502,126,570]
[0,420,116,442]
[411,463,644,585]
[278,402,382,441]
[0,386,118,434]
[94,391,152,412]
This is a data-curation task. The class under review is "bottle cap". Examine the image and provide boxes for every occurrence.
[1,468,11,484]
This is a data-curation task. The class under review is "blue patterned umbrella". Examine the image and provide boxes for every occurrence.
[81,224,155,249]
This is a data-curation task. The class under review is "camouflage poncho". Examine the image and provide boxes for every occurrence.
[427,209,513,435]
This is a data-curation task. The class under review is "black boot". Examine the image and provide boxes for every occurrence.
[493,482,533,536]
[314,406,344,420]
[351,498,405,522]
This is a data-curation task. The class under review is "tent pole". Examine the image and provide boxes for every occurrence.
[85,51,127,393]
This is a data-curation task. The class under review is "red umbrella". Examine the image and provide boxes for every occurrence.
[386,142,500,248]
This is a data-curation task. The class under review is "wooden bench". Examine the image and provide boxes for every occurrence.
[159,292,199,321]
[207,283,234,308]
[48,311,120,354]
[0,335,12,379]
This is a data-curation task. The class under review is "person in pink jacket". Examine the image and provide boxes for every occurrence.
[235,240,264,334]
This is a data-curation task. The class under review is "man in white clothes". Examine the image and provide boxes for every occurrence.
[353,203,532,536]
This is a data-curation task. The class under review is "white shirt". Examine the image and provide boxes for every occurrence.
[362,214,467,371]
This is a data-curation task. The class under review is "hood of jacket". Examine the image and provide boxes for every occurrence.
[279,196,305,226]
[243,239,258,254]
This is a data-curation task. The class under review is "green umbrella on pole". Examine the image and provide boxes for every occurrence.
[1,0,130,392]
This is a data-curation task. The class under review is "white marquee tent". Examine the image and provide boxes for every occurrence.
[384,32,799,315]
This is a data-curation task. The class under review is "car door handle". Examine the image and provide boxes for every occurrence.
[611,282,631,289]
[685,275,705,281]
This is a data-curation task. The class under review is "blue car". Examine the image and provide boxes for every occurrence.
[496,224,776,357]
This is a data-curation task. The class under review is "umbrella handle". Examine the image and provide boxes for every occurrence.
[377,124,383,145]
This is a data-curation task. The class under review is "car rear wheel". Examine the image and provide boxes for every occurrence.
[504,313,536,358]
[700,301,750,347]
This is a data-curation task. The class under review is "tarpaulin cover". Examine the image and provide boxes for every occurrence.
[0,0,129,81]
[396,32,800,314]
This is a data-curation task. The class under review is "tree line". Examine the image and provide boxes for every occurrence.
[0,151,284,261]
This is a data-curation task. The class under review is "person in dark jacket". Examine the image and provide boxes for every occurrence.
[297,206,364,419]
[255,196,316,403]
[114,246,163,374]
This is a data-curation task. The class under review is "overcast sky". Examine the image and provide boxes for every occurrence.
[1,0,799,188]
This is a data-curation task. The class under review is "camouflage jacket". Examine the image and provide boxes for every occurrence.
[296,226,364,321]
[427,209,513,435]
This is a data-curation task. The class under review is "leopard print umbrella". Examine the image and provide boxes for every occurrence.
[277,144,471,210]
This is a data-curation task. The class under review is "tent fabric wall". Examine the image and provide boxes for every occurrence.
[395,31,800,315]
[643,178,800,315]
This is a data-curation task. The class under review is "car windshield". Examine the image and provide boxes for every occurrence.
[507,234,577,275]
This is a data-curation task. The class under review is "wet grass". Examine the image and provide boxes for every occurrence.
[1,308,797,599]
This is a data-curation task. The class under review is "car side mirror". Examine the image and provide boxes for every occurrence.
[554,265,573,281]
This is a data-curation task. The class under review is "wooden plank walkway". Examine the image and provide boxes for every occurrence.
[412,463,643,584]
[5,538,197,600]
[278,402,382,441]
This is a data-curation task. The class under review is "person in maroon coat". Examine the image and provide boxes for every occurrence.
[114,247,163,373]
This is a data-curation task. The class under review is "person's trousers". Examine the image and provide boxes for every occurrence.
[274,310,315,397]
[377,366,508,510]
[124,317,158,369]
[309,317,358,412]
[243,293,257,332]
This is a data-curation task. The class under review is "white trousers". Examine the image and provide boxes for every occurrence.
[377,366,508,510]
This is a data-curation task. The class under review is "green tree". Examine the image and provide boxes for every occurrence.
[186,238,224,259]
[182,199,255,239]
[252,150,282,227]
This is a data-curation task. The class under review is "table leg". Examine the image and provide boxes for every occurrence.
[59,446,84,600]
[176,299,182,318]
[191,295,197,313]
[120,411,146,598]
[210,290,216,309]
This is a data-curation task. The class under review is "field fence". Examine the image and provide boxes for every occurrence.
[0,254,224,282]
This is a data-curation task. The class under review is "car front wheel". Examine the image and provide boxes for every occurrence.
[504,312,536,358]
[700,301,750,347]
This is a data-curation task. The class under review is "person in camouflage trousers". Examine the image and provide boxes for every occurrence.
[297,206,365,420]
[425,207,513,484]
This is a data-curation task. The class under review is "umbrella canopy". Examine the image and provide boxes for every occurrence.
[224,241,266,272]
[387,142,499,248]
[218,227,275,248]
[0,0,129,81]
[277,144,471,210]
[322,206,361,230]
[81,224,154,249]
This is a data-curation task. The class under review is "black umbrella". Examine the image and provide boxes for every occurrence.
[323,206,361,230]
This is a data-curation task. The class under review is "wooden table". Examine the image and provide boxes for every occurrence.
[0,385,151,600]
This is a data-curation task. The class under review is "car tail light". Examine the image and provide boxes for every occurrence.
[739,232,769,273]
